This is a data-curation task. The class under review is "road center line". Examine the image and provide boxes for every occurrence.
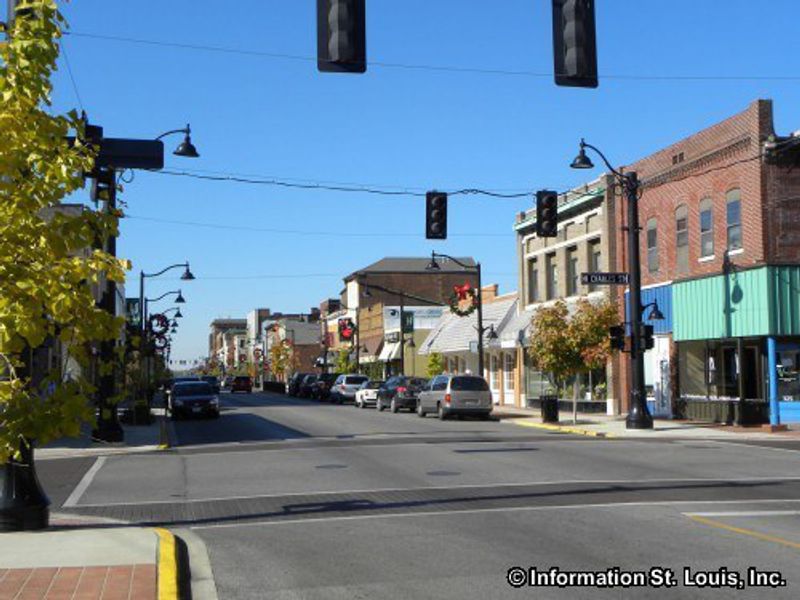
[63,456,106,508]
[687,514,800,550]
[189,498,800,531]
[684,510,800,517]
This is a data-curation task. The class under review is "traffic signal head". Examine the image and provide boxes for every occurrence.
[609,325,625,351]
[425,191,448,240]
[90,168,116,204]
[640,323,655,351]
[536,190,558,238]
[317,0,366,73]
[552,0,598,88]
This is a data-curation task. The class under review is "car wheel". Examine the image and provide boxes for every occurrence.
[417,403,426,418]
[360,400,367,409]
[390,399,398,413]
[210,411,220,419]
[377,400,384,412]
[438,403,447,420]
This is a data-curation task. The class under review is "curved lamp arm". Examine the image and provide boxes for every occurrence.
[430,251,476,272]
[143,262,189,279]
[147,290,181,304]
[156,124,190,141]
[580,139,624,179]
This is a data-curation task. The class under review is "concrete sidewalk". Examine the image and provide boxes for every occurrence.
[38,416,169,460]
[0,524,178,599]
[493,405,800,439]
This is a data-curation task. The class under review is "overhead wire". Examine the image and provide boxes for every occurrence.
[59,38,84,112]
[64,31,800,82]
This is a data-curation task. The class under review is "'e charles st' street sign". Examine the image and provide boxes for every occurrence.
[581,272,630,285]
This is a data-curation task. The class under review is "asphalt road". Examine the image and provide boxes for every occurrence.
[42,391,800,599]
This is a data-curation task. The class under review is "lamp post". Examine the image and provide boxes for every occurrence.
[571,138,653,429]
[425,252,486,378]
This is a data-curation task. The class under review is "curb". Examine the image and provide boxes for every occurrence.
[512,419,615,438]
[155,528,191,600]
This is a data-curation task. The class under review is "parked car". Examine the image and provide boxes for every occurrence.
[287,372,311,397]
[200,375,220,394]
[220,376,234,391]
[330,374,369,404]
[311,373,340,401]
[231,375,253,393]
[355,380,384,408]
[298,374,318,398]
[417,374,493,420]
[168,381,219,419]
[376,376,428,413]
[164,376,201,404]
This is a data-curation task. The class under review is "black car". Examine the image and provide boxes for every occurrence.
[287,372,311,397]
[169,381,220,419]
[376,376,429,413]
[298,374,318,398]
[200,375,220,394]
[311,373,339,401]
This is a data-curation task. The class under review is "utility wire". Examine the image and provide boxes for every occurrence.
[151,169,532,199]
[124,213,512,238]
[59,39,84,111]
[65,31,800,82]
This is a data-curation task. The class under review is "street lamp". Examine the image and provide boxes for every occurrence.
[426,252,487,378]
[571,138,653,429]
[156,124,200,158]
[144,290,186,327]
[139,263,193,333]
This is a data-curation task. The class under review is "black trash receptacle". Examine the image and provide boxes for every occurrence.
[541,395,559,423]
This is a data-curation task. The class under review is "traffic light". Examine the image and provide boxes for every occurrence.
[317,0,366,73]
[536,190,558,238]
[90,168,116,204]
[609,325,625,351]
[552,0,598,88]
[425,191,448,240]
[640,323,655,351]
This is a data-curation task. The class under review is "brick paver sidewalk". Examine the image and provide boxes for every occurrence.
[0,565,156,600]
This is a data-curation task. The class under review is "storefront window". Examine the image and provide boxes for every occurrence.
[504,353,515,392]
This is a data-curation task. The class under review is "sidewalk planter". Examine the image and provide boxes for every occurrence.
[680,398,769,425]
[0,444,49,532]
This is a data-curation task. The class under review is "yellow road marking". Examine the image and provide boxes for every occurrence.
[687,515,800,550]
[512,419,614,438]
[155,527,179,599]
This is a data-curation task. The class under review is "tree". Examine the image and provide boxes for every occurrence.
[528,299,618,423]
[426,352,445,378]
[334,348,356,374]
[0,1,128,461]
[269,341,297,381]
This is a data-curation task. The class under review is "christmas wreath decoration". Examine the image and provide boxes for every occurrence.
[153,334,169,350]
[449,282,478,317]
[149,313,169,336]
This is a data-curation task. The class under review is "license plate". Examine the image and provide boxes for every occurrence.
[192,407,202,413]
[465,399,477,406]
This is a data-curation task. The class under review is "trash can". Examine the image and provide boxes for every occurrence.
[541,395,559,423]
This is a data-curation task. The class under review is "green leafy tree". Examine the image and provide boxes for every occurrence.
[270,341,298,381]
[0,2,128,460]
[426,352,445,378]
[528,299,618,423]
[334,348,356,374]
[362,359,384,380]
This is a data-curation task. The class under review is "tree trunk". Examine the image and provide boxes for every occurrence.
[573,378,579,424]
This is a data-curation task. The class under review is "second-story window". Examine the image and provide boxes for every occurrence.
[726,189,742,252]
[527,258,539,304]
[675,204,689,274]
[646,218,659,273]
[546,253,558,299]
[567,246,579,296]
[699,197,714,258]
[588,240,601,292]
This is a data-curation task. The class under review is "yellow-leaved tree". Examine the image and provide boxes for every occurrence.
[0,1,127,461]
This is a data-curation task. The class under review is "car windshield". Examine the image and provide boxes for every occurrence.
[201,376,218,384]
[366,381,383,389]
[345,376,368,385]
[173,383,213,396]
[451,376,489,391]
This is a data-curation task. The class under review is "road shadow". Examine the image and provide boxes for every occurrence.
[174,412,310,446]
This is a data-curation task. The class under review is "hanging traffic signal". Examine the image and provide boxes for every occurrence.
[536,190,558,237]
[317,0,367,73]
[426,191,448,240]
[90,168,116,204]
[552,0,598,88]
[609,325,626,351]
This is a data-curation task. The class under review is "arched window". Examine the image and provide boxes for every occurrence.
[699,198,714,258]
[675,205,689,273]
[726,189,742,251]
[646,218,659,272]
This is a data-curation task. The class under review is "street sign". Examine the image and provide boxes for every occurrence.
[581,272,629,285]
[402,311,414,333]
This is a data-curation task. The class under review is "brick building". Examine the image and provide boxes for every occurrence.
[613,99,800,424]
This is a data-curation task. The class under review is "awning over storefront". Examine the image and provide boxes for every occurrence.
[420,295,518,355]
[379,342,401,361]
[497,308,535,349]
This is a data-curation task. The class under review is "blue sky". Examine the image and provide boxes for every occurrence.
[39,0,800,363]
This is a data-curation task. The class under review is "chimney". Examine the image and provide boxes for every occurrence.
[480,284,499,303]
